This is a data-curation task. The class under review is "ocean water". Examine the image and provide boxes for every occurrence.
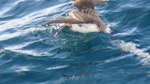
[0,0,150,84]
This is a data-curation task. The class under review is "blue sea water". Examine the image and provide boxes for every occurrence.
[0,0,150,84]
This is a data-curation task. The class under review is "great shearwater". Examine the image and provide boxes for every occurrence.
[45,0,111,34]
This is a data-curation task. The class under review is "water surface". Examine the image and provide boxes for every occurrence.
[0,0,150,84]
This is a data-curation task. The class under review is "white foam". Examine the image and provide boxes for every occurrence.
[111,40,150,65]
[111,40,150,58]
[104,27,112,34]
[102,22,117,34]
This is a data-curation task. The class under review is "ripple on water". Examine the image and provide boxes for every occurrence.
[0,0,150,84]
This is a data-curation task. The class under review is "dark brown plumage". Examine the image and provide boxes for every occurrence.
[45,0,111,34]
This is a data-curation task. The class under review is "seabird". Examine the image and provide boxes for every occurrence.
[45,0,111,34]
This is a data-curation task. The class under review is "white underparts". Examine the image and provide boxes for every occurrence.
[71,24,100,33]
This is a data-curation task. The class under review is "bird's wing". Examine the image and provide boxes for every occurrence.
[73,0,95,10]
[72,0,100,20]
[44,18,93,25]
[92,0,107,5]
[71,10,100,23]
[73,0,107,10]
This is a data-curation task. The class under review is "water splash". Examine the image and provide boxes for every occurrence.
[111,40,150,65]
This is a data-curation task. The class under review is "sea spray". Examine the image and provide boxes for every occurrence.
[111,40,150,65]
